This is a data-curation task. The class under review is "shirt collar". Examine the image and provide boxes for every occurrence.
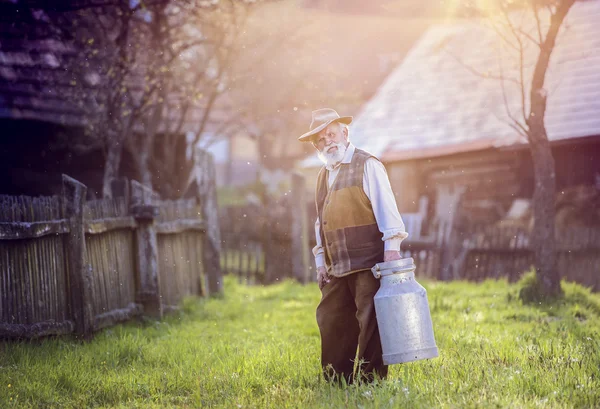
[325,143,355,171]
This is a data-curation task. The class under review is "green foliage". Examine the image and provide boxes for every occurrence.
[1,277,599,408]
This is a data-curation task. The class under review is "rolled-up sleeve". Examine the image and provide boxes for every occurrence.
[363,158,408,251]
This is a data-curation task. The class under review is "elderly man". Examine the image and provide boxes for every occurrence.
[298,108,408,385]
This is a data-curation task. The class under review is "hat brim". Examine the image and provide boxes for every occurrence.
[297,116,353,142]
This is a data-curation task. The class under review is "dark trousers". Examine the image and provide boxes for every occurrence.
[316,270,388,384]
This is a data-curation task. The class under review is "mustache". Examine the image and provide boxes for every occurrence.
[323,142,345,156]
[317,142,347,166]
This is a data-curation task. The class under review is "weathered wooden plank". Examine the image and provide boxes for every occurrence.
[97,234,110,315]
[62,174,93,338]
[24,243,34,324]
[86,229,136,315]
[55,236,68,322]
[196,232,206,297]
[194,148,222,295]
[48,238,58,322]
[84,197,129,220]
[93,303,143,331]
[0,232,69,328]
[106,231,117,313]
[155,219,206,235]
[0,195,63,223]
[40,237,50,321]
[0,320,74,339]
[0,220,70,240]
[84,217,136,235]
[291,172,310,284]
[105,229,135,309]
[86,235,104,317]
[131,180,162,318]
[0,243,10,322]
[16,244,25,324]
[157,235,172,306]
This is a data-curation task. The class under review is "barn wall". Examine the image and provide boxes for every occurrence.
[415,148,523,223]
[387,160,421,213]
[0,119,103,197]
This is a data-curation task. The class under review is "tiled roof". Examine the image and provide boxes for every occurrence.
[0,6,109,127]
[301,0,600,167]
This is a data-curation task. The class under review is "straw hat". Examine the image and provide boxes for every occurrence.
[297,108,353,142]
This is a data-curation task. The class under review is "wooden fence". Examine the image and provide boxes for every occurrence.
[220,173,442,284]
[457,224,600,290]
[220,173,310,285]
[222,195,599,291]
[155,196,207,311]
[0,174,221,339]
[220,205,266,283]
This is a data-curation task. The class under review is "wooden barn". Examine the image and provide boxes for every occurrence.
[0,1,228,199]
[0,2,105,196]
[298,0,600,288]
[301,0,600,227]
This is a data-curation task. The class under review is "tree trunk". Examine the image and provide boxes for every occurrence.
[103,115,135,197]
[102,134,122,198]
[528,121,562,298]
[138,149,153,188]
[522,0,575,299]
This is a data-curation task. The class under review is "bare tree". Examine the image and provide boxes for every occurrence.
[127,0,253,198]
[457,0,576,298]
[45,1,160,196]
[39,1,272,198]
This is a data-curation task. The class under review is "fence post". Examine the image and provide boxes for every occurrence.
[194,148,223,295]
[62,174,93,338]
[131,180,162,318]
[291,172,310,283]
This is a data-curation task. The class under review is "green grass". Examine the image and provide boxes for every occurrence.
[1,276,599,408]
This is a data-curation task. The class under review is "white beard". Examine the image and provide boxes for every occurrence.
[318,142,347,169]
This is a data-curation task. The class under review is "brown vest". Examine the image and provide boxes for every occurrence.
[315,148,385,277]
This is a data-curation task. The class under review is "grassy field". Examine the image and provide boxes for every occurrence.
[1,275,599,408]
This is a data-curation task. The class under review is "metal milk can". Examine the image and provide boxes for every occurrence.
[372,258,439,365]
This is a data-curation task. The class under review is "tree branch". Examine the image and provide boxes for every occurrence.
[529,0,575,101]
[497,54,529,136]
[532,1,545,45]
[445,50,521,86]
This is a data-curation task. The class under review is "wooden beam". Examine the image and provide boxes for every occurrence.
[155,219,206,235]
[291,172,310,284]
[194,148,223,296]
[131,180,162,319]
[85,217,136,235]
[62,174,94,338]
[93,303,143,331]
[0,320,74,339]
[0,220,69,240]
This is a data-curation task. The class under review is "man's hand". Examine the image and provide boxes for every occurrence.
[317,266,331,290]
[384,250,402,262]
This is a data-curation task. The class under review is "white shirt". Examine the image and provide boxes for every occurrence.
[313,143,408,269]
